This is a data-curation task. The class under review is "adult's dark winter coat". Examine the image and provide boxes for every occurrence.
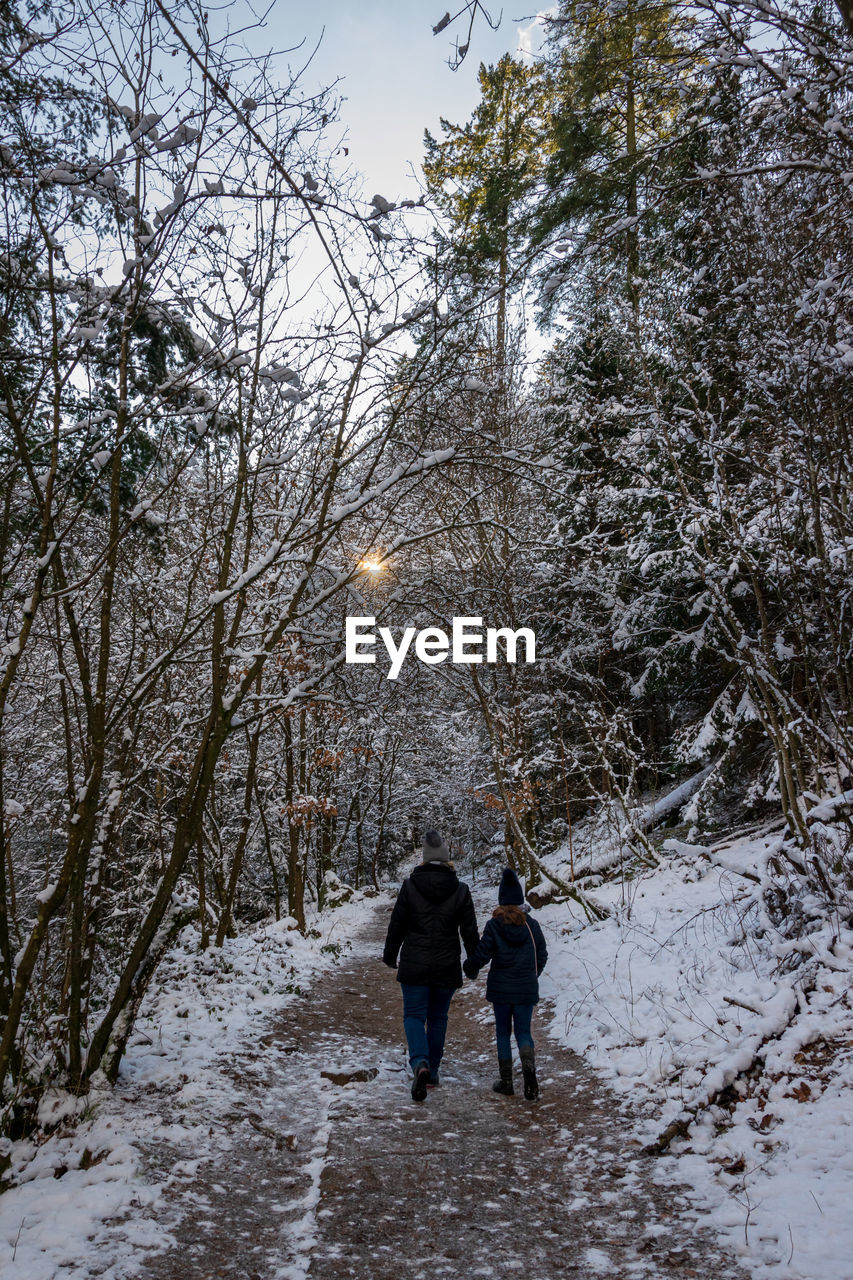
[463,905,548,1005]
[383,863,479,989]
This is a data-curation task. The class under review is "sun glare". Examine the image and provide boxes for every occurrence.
[359,558,384,574]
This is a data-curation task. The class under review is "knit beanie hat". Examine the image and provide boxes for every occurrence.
[422,829,451,862]
[498,867,524,906]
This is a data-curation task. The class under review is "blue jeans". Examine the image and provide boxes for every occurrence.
[400,983,455,1073]
[492,1002,534,1060]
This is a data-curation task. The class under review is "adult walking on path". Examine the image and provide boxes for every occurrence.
[382,829,479,1100]
[464,866,548,1099]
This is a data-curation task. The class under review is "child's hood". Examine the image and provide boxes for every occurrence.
[492,916,533,947]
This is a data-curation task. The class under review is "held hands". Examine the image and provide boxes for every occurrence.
[463,958,478,979]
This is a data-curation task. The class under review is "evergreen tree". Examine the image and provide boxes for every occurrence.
[424,54,548,379]
[536,0,696,324]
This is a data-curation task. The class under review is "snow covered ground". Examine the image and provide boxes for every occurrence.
[0,892,382,1280]
[5,819,853,1280]
[536,823,853,1280]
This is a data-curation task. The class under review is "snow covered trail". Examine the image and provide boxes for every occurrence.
[133,905,744,1280]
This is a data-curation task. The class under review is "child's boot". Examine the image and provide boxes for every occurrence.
[492,1059,514,1095]
[520,1047,539,1100]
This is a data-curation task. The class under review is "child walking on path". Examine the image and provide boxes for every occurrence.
[463,867,548,1099]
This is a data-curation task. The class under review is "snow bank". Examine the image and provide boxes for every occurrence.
[537,828,853,1279]
[0,892,381,1279]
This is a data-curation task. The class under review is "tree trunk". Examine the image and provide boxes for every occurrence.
[625,0,640,329]
[98,900,198,1084]
[215,721,261,947]
[83,706,231,1084]
[834,0,853,36]
[283,714,305,930]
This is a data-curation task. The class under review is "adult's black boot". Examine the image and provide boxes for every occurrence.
[520,1046,539,1100]
[492,1059,514,1095]
[411,1061,430,1102]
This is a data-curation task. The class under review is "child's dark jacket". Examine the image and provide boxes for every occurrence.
[463,909,547,1005]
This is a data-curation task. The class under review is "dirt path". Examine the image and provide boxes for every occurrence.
[137,904,744,1280]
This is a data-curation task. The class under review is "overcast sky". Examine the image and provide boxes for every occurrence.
[267,2,545,199]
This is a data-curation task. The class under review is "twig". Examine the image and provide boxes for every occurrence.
[740,1189,754,1246]
[723,994,762,1016]
[13,1216,26,1262]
